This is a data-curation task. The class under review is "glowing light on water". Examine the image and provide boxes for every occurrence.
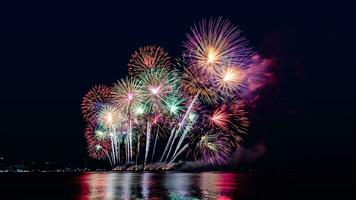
[79,172,242,199]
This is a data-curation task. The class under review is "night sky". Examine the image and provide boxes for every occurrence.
[0,1,354,169]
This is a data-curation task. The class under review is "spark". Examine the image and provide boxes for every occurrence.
[207,48,217,63]
[215,67,246,95]
[150,86,160,95]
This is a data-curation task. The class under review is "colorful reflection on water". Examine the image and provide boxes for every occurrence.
[77,172,250,200]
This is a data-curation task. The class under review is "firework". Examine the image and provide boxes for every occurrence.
[208,105,230,130]
[94,125,109,141]
[193,131,232,166]
[112,77,143,161]
[85,125,112,161]
[97,104,122,127]
[112,77,142,111]
[183,17,251,75]
[128,45,171,77]
[163,93,186,117]
[139,67,178,112]
[81,85,112,124]
[181,66,218,105]
[214,66,246,96]
[133,103,147,117]
[226,100,249,148]
[164,93,199,163]
[81,17,271,168]
[137,67,179,165]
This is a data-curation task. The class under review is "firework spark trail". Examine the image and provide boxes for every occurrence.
[169,144,189,164]
[127,113,132,162]
[127,106,135,162]
[144,121,152,166]
[112,125,120,165]
[109,134,116,165]
[165,92,200,162]
[164,129,178,162]
[136,134,140,169]
[116,135,121,163]
[104,151,113,167]
[170,118,195,162]
[159,127,176,162]
[151,128,159,162]
[124,136,127,163]
[126,134,130,163]
[126,139,129,163]
[129,118,133,160]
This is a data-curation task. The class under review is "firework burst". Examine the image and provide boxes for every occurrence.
[139,68,178,112]
[112,77,142,111]
[81,85,112,124]
[214,66,246,96]
[193,130,232,166]
[97,104,122,128]
[85,125,112,160]
[163,92,186,117]
[128,45,171,77]
[184,17,251,75]
[181,66,218,104]
[208,105,230,130]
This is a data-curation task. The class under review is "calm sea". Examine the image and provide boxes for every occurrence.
[0,171,349,199]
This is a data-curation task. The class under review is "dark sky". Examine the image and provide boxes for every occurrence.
[0,1,354,167]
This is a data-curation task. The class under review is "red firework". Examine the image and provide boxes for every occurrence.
[128,45,171,77]
[208,105,230,130]
[85,125,111,160]
[81,85,112,124]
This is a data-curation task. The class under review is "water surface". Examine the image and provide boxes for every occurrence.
[0,171,332,199]
[77,172,255,199]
